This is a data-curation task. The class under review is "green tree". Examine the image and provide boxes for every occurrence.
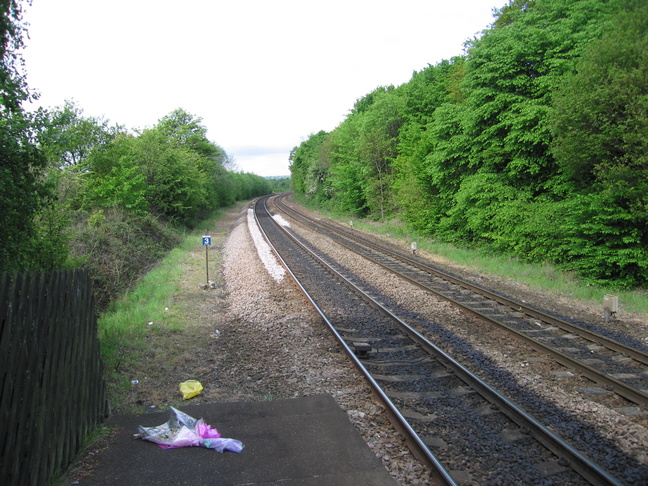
[550,0,648,287]
[418,0,623,254]
[0,113,54,270]
[34,102,125,242]
[327,115,368,216]
[462,0,618,189]
[89,161,148,214]
[37,100,121,168]
[492,0,535,29]
[392,58,466,231]
[0,0,30,113]
[551,0,648,191]
[420,102,474,230]
[356,90,404,219]
[83,109,252,225]
[399,58,463,126]
[124,128,206,224]
[0,0,62,271]
[155,108,236,211]
[289,0,645,287]
[289,130,330,201]
[156,108,224,160]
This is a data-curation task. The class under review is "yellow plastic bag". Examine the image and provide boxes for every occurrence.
[179,380,203,400]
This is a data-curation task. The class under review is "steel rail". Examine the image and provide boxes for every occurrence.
[255,196,622,486]
[274,195,648,407]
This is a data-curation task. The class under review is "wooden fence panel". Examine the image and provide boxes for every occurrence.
[0,269,109,486]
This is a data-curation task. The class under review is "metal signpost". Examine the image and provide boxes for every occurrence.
[202,235,212,286]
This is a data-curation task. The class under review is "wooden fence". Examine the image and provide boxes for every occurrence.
[0,269,109,486]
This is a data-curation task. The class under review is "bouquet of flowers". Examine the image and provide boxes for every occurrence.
[138,407,244,453]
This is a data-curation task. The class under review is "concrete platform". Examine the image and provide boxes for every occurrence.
[80,394,396,485]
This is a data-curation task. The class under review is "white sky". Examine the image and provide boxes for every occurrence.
[22,0,501,177]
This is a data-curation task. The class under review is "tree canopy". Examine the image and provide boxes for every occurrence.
[0,0,30,113]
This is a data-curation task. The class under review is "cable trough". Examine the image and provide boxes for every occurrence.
[253,196,623,486]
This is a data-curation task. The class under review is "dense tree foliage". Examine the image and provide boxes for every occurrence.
[0,0,55,271]
[0,0,30,112]
[267,176,291,193]
[290,0,647,288]
[550,0,648,283]
[0,110,55,270]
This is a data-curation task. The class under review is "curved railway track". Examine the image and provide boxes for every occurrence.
[253,195,624,485]
[271,194,648,409]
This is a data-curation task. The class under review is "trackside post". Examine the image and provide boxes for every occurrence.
[202,235,212,286]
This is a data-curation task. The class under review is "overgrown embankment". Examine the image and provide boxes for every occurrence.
[69,209,182,312]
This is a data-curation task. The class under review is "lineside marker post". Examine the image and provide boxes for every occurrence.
[202,235,212,287]
[603,294,618,322]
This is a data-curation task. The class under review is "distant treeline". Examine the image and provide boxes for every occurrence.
[290,0,648,289]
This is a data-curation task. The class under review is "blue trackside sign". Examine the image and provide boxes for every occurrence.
[202,236,212,246]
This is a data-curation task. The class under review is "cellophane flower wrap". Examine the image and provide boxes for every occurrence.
[138,407,244,453]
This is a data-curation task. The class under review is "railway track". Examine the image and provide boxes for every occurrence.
[253,195,624,485]
[272,194,648,409]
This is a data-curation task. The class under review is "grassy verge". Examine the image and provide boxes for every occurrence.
[98,238,191,370]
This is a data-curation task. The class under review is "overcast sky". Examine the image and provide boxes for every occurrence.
[22,0,502,177]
